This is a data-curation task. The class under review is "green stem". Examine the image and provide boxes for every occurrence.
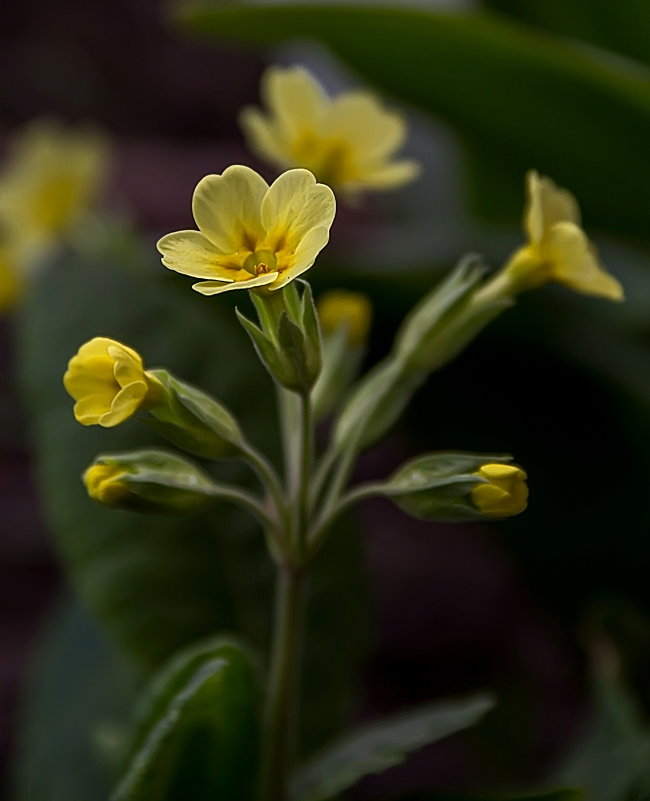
[296,391,313,558]
[259,565,306,801]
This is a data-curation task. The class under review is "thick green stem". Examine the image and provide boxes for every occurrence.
[259,565,306,801]
[296,391,313,558]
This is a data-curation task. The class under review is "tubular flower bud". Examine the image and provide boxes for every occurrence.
[157,165,335,297]
[318,290,372,348]
[83,463,129,505]
[64,337,162,427]
[502,171,623,301]
[471,463,528,518]
[240,65,420,195]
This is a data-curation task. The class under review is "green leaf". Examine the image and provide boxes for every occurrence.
[12,599,137,801]
[173,2,650,241]
[112,636,259,801]
[291,693,495,801]
[396,791,584,801]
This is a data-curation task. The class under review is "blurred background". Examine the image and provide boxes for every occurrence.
[4,1,650,800]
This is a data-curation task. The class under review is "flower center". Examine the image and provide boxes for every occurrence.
[243,249,278,276]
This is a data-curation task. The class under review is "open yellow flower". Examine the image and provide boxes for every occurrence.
[64,337,161,427]
[503,170,623,300]
[0,118,108,249]
[240,65,419,195]
[157,165,336,296]
[471,463,528,518]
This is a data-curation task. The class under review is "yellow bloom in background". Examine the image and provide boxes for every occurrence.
[471,463,528,518]
[83,463,129,504]
[0,243,21,312]
[318,289,372,347]
[64,337,161,427]
[503,170,623,301]
[240,65,420,195]
[157,165,336,296]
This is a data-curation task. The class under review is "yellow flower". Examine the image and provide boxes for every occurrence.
[503,170,623,300]
[240,65,419,194]
[318,290,372,347]
[64,337,161,427]
[471,463,528,518]
[83,463,129,504]
[157,165,335,296]
[0,244,21,312]
[0,118,108,249]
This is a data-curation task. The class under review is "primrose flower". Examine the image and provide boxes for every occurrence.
[0,244,20,312]
[240,65,419,195]
[83,463,129,505]
[471,463,528,518]
[503,171,623,301]
[0,118,108,250]
[157,165,335,296]
[64,337,162,427]
[318,290,372,347]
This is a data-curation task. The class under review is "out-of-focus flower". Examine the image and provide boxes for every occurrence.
[0,118,108,310]
[502,170,623,301]
[64,337,161,427]
[157,165,335,296]
[318,290,372,347]
[240,65,419,195]
[470,463,528,518]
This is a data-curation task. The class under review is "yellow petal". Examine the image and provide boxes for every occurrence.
[192,165,268,253]
[271,227,330,291]
[192,271,279,296]
[99,381,148,427]
[325,92,406,160]
[546,221,624,301]
[73,394,113,425]
[261,169,336,250]
[524,170,580,245]
[239,107,289,166]
[263,65,328,139]
[354,159,421,190]
[157,229,241,281]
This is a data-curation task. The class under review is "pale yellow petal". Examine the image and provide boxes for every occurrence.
[546,221,624,301]
[325,92,406,161]
[271,227,330,290]
[263,65,328,139]
[157,230,240,281]
[99,382,148,427]
[353,159,421,190]
[192,165,268,253]
[192,271,279,296]
[261,169,336,249]
[524,170,580,245]
[239,107,290,166]
[73,395,112,426]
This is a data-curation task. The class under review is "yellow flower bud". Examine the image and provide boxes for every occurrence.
[317,290,372,347]
[63,337,162,427]
[471,463,528,518]
[83,463,129,505]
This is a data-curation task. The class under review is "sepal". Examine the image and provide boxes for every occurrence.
[145,369,244,459]
[83,449,220,515]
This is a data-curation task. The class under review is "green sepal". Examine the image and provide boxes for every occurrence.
[380,451,515,522]
[87,449,220,515]
[312,324,362,421]
[144,369,243,460]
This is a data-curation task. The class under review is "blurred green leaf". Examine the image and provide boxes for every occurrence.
[12,599,136,801]
[397,792,584,801]
[482,0,650,68]
[291,693,495,801]
[112,636,259,801]
[553,657,650,801]
[173,2,650,241]
[17,232,368,752]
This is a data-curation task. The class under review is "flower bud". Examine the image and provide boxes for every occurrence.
[379,452,528,522]
[317,290,372,348]
[64,337,162,427]
[83,449,219,515]
[470,463,528,518]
